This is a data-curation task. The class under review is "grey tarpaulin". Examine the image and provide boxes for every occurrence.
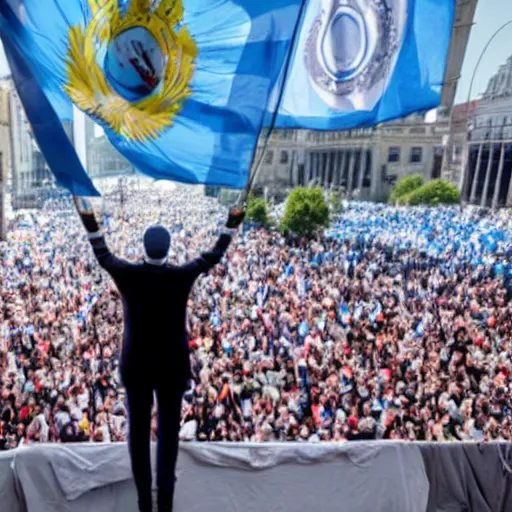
[8,442,428,512]
[419,443,512,512]
[177,442,429,512]
[0,442,511,511]
[0,450,23,512]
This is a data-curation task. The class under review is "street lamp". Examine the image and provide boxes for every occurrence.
[465,20,512,109]
[460,20,512,203]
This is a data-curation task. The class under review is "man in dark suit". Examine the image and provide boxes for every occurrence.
[74,197,245,512]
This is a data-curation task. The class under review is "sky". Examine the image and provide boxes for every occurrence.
[1,1,512,106]
[455,0,512,103]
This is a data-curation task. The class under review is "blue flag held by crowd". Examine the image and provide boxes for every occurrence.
[0,0,456,195]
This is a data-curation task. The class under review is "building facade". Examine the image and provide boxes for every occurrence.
[461,58,512,209]
[0,84,11,182]
[440,100,479,188]
[0,78,55,209]
[0,83,11,237]
[253,116,448,202]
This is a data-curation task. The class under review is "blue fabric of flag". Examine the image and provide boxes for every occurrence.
[0,3,99,196]
[0,0,304,195]
[298,320,309,338]
[339,303,350,326]
[369,300,382,323]
[274,0,455,130]
[415,320,425,338]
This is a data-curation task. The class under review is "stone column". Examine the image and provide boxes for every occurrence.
[480,142,495,207]
[507,168,512,207]
[291,151,299,186]
[492,143,506,210]
[346,149,356,197]
[305,151,311,185]
[332,151,340,187]
[315,152,321,183]
[325,152,332,188]
[0,153,5,241]
[358,148,366,191]
[340,151,347,186]
[469,143,483,204]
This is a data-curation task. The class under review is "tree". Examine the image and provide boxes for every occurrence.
[246,196,269,225]
[389,174,424,204]
[280,187,329,237]
[403,179,461,206]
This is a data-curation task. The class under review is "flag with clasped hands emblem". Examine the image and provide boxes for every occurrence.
[0,0,304,196]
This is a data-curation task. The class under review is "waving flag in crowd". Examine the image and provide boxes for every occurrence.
[0,0,455,195]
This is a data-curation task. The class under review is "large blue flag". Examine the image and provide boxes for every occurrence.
[275,0,455,129]
[1,0,455,195]
[0,0,304,195]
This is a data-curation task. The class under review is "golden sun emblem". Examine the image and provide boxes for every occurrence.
[64,0,198,141]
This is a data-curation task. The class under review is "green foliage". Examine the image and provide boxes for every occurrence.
[246,196,269,225]
[280,187,329,237]
[389,174,424,204]
[402,179,461,206]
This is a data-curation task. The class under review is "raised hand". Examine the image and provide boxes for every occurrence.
[226,207,246,229]
[73,196,100,234]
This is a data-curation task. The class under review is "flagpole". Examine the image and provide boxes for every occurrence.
[239,0,309,207]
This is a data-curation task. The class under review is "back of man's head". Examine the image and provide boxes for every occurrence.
[143,225,171,265]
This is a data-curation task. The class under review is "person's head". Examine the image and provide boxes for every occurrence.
[143,225,171,265]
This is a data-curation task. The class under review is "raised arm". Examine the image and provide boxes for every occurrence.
[73,197,124,273]
[182,207,245,277]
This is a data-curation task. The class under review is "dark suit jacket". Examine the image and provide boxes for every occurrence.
[86,226,232,385]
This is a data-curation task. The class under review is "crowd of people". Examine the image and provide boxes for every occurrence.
[1,180,512,449]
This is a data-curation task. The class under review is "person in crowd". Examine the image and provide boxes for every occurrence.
[73,194,245,512]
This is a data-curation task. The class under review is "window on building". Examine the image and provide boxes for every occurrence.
[388,147,400,163]
[410,147,423,163]
[280,151,289,164]
[264,151,273,165]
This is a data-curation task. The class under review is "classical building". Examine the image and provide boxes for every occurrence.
[0,82,11,237]
[440,100,479,187]
[1,79,54,209]
[461,58,512,209]
[252,115,449,202]
[0,84,11,180]
[0,78,57,209]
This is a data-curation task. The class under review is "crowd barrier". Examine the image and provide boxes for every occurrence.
[0,442,511,512]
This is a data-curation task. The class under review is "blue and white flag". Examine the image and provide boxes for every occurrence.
[210,310,221,328]
[339,302,351,326]
[298,320,309,338]
[276,0,455,130]
[369,300,383,323]
[297,275,306,298]
[415,320,425,338]
[1,0,456,194]
[256,284,269,308]
[316,312,327,332]
[353,302,363,321]
[0,0,303,195]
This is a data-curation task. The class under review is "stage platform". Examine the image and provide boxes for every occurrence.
[1,441,511,511]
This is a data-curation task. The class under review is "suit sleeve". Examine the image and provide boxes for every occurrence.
[88,235,126,273]
[182,232,233,276]
[79,213,126,274]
